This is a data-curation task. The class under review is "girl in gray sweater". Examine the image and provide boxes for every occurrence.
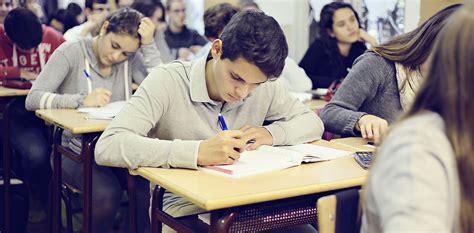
[25,8,161,233]
[362,3,474,231]
[320,4,461,144]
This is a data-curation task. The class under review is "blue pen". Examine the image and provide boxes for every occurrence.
[217,113,228,130]
[83,69,91,80]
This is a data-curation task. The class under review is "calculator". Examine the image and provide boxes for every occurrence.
[354,151,375,169]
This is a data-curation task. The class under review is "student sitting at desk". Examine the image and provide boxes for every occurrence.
[25,8,161,233]
[299,2,377,89]
[95,10,324,232]
[362,3,474,232]
[320,4,461,144]
[0,7,64,222]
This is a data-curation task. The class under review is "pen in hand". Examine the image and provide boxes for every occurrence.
[218,113,239,160]
[217,113,228,130]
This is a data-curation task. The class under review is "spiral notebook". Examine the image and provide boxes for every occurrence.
[201,144,352,178]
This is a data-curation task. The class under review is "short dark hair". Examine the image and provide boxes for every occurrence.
[5,7,42,50]
[220,10,288,79]
[165,0,181,10]
[85,0,108,10]
[204,3,239,39]
[131,1,165,22]
[103,8,144,39]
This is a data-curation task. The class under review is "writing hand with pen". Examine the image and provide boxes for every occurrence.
[197,114,273,166]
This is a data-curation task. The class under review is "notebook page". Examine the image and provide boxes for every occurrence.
[280,144,353,162]
[201,145,302,178]
[78,101,126,120]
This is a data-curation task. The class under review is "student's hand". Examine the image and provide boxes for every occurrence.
[190,45,202,54]
[359,29,377,47]
[355,114,388,144]
[156,22,167,32]
[177,48,192,61]
[240,125,273,151]
[82,88,112,107]
[138,17,156,45]
[20,69,38,80]
[83,11,107,36]
[197,130,246,166]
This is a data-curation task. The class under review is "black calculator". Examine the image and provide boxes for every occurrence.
[354,151,374,169]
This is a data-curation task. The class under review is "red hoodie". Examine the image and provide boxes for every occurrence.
[0,25,65,78]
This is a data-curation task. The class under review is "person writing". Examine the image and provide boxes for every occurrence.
[25,8,161,233]
[95,10,323,232]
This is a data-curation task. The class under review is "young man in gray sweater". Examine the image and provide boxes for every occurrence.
[95,10,324,232]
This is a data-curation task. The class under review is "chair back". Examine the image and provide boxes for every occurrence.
[317,189,361,233]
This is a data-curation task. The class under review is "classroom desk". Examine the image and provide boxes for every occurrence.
[0,87,29,233]
[330,137,375,152]
[35,109,109,233]
[304,99,328,112]
[130,140,367,232]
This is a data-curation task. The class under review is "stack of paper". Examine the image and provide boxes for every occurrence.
[78,101,126,120]
[201,144,352,178]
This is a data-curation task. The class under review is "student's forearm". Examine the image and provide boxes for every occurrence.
[0,66,21,78]
[265,110,324,146]
[320,101,366,136]
[95,130,200,169]
[25,90,85,110]
[140,43,162,69]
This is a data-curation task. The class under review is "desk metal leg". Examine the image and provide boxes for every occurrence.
[52,127,64,233]
[150,186,194,233]
[82,133,98,233]
[2,98,14,233]
[127,173,137,233]
[210,210,238,233]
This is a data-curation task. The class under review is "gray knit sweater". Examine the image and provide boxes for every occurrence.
[320,52,402,136]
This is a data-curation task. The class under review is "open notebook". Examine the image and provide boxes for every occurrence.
[78,101,126,120]
[201,144,353,178]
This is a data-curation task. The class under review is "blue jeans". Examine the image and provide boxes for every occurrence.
[62,157,150,233]
[9,98,51,206]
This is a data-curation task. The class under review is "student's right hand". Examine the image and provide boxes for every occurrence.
[20,69,38,80]
[359,29,377,47]
[197,130,246,166]
[82,11,108,35]
[82,88,112,107]
[355,114,388,144]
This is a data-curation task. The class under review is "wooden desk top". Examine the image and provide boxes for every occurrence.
[304,99,327,111]
[0,86,29,97]
[330,137,375,152]
[35,109,110,134]
[131,140,367,211]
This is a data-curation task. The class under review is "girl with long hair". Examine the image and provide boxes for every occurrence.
[362,3,474,232]
[299,2,376,89]
[320,4,461,144]
[26,7,161,232]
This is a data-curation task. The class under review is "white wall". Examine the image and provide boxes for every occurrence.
[256,0,309,63]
